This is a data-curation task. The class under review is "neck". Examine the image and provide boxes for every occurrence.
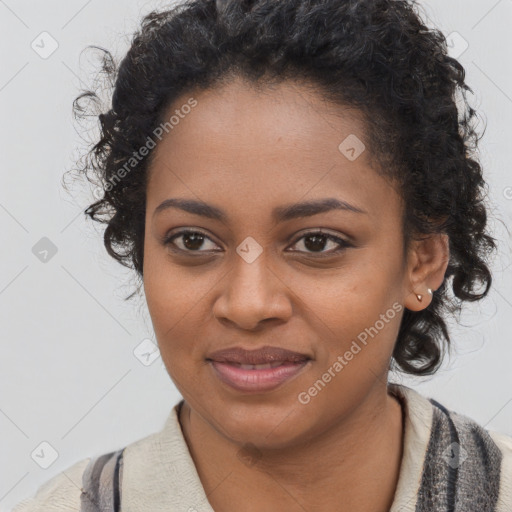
[179,385,404,512]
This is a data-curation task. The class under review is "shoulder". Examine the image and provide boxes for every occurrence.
[12,447,126,512]
[393,383,512,462]
[427,394,512,467]
[10,408,182,512]
[11,457,91,511]
[429,396,512,511]
[486,428,512,510]
[399,383,512,510]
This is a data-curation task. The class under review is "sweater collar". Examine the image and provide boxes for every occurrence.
[121,383,433,512]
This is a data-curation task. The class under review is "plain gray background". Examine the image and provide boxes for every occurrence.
[1,0,511,509]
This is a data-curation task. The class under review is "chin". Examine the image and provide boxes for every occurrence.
[205,397,315,450]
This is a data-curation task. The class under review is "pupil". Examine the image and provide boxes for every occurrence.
[184,233,204,250]
[305,234,327,252]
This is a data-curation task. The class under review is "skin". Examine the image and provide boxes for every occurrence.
[143,76,449,512]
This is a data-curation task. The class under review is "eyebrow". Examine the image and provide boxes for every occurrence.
[153,197,367,222]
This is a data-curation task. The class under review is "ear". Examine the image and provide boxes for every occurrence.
[403,233,449,312]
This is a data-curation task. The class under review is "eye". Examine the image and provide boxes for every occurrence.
[163,229,221,253]
[163,228,352,256]
[287,230,352,256]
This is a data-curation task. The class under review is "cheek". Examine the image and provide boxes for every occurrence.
[285,256,404,369]
[142,244,219,369]
[274,252,400,333]
[143,266,204,392]
[143,246,191,348]
[143,239,195,324]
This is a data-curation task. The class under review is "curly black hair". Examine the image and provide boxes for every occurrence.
[67,0,498,377]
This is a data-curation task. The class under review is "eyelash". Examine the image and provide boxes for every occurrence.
[163,229,352,256]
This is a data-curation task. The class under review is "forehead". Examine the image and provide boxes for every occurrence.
[146,77,399,219]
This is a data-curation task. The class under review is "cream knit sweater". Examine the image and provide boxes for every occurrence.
[12,384,512,511]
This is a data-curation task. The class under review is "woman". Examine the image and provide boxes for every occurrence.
[13,0,512,510]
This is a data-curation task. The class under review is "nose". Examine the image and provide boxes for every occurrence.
[212,248,293,331]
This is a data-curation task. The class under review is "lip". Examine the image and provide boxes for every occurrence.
[206,345,312,393]
[209,359,311,393]
[207,345,311,365]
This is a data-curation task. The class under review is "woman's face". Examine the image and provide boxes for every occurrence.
[143,77,437,449]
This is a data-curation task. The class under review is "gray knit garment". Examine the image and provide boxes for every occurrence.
[415,398,502,511]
